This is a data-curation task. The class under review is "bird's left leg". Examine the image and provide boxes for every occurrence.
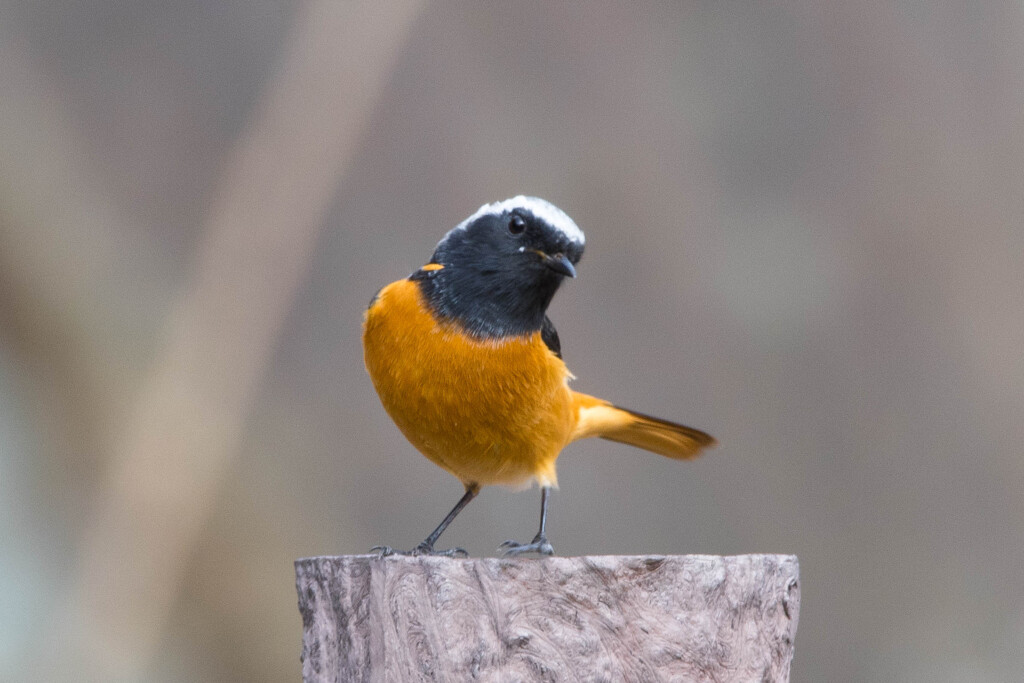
[500,486,554,556]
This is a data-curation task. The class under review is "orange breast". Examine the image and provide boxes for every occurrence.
[362,278,575,487]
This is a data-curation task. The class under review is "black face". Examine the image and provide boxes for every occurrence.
[412,204,584,339]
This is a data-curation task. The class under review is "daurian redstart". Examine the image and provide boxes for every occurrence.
[363,196,715,556]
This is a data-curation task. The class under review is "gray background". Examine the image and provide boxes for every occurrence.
[2,1,1022,681]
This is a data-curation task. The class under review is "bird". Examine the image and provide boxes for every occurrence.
[362,196,715,557]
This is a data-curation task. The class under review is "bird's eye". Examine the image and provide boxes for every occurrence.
[508,214,526,235]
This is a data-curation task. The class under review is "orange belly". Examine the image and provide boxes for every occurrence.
[362,278,575,487]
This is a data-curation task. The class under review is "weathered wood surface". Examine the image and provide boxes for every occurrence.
[295,554,800,682]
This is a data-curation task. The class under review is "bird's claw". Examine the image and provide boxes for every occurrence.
[426,546,469,558]
[370,544,469,558]
[499,536,554,557]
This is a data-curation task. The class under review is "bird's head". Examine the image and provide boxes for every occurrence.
[416,196,585,338]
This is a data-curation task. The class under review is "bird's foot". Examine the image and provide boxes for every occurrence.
[371,543,469,558]
[499,534,554,557]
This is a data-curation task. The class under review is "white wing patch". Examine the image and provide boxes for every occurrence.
[445,196,585,246]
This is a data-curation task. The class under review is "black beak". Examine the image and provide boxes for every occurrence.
[541,252,576,278]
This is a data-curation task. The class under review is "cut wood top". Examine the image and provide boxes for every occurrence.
[296,554,800,682]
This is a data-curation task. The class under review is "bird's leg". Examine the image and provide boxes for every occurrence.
[500,486,555,556]
[373,484,478,558]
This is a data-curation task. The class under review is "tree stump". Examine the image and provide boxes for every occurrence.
[295,554,800,682]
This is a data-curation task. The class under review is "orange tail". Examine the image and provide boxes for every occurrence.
[571,392,716,460]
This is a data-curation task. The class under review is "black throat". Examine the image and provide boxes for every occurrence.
[411,265,563,339]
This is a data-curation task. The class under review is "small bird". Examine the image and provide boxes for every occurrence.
[363,196,715,557]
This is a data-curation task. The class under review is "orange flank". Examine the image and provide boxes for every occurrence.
[363,279,715,490]
[363,278,573,487]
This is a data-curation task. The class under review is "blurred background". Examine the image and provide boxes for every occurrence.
[1,1,1022,680]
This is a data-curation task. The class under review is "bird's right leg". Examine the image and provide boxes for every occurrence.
[373,483,479,558]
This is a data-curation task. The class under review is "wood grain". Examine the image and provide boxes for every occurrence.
[295,554,799,682]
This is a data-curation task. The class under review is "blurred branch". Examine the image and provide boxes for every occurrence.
[0,28,145,497]
[56,1,425,679]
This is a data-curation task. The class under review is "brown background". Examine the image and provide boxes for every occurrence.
[1,1,1022,681]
